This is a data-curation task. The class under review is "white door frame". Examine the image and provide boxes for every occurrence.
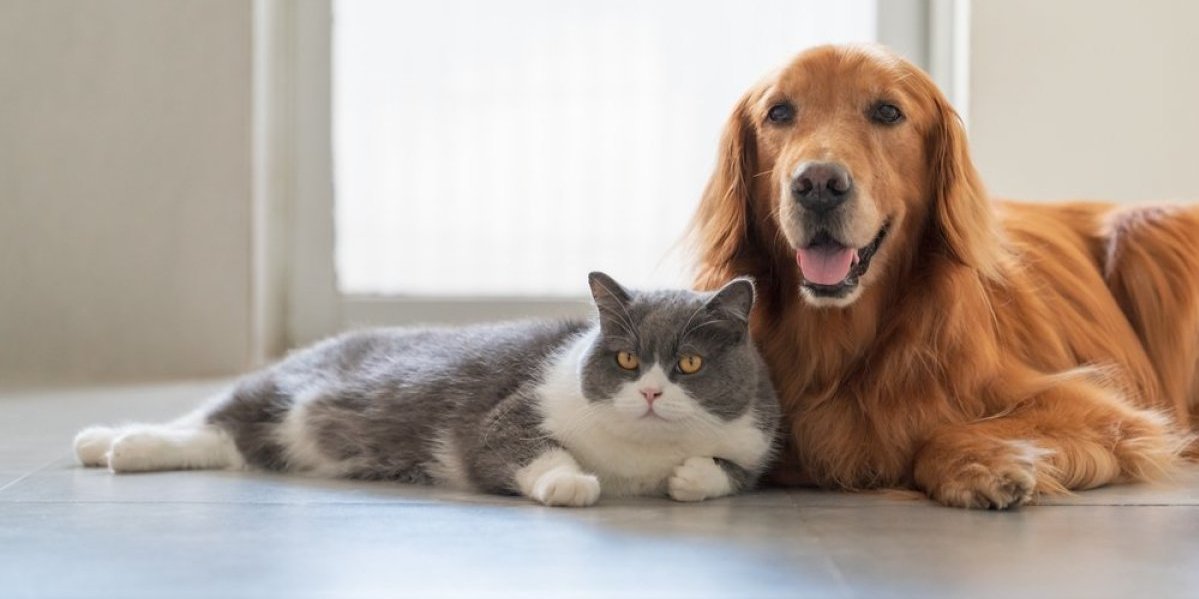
[253,0,340,355]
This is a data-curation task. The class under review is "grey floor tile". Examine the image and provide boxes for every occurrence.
[0,471,36,493]
[805,504,1199,598]
[1039,468,1199,505]
[0,501,840,599]
[1,465,449,505]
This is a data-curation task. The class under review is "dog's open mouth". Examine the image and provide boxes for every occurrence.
[796,223,889,298]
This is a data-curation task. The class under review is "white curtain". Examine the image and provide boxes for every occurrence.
[335,0,877,296]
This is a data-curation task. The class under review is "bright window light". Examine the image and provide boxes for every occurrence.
[334,0,877,296]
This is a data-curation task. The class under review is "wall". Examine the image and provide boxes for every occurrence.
[966,0,1199,203]
[0,1,255,385]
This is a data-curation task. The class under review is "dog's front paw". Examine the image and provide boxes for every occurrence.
[918,440,1049,510]
[668,457,733,502]
[530,468,601,507]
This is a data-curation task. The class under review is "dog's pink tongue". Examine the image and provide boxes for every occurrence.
[796,246,856,285]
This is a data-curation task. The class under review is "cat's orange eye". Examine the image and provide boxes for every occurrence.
[678,354,704,374]
[615,351,640,371]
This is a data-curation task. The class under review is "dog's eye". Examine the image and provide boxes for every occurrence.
[766,102,795,124]
[870,103,904,125]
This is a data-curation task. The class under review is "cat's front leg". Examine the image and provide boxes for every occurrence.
[668,457,750,502]
[514,448,601,507]
[470,392,601,507]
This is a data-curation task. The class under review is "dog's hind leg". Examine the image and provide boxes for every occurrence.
[914,374,1187,509]
[1103,204,1199,443]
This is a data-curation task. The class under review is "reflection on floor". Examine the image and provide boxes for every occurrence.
[2,381,1197,598]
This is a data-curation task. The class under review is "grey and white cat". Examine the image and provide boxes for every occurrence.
[73,273,780,507]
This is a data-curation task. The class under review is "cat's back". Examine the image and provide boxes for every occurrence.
[209,317,592,478]
[271,318,592,397]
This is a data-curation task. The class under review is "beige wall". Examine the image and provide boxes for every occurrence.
[967,0,1199,203]
[0,1,254,385]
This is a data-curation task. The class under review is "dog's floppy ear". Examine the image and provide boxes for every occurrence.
[689,90,761,281]
[927,93,1004,280]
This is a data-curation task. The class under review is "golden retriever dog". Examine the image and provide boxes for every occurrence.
[690,44,1199,509]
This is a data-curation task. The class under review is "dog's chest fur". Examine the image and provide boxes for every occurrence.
[754,303,971,489]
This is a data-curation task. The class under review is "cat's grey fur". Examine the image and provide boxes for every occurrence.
[74,273,780,506]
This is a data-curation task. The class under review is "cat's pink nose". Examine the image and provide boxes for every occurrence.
[640,387,663,403]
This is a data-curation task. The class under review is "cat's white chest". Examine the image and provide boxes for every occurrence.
[550,424,710,496]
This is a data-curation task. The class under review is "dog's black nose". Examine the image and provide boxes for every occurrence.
[791,162,853,214]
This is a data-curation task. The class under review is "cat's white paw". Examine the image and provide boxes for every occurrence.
[74,426,119,467]
[531,468,601,507]
[107,430,172,473]
[668,457,733,502]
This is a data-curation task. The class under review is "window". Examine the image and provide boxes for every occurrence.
[274,0,935,338]
[334,0,883,298]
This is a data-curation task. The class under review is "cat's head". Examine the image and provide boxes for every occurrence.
[579,271,763,434]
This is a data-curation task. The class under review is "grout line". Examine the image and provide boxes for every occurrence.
[0,500,458,506]
[1035,503,1199,508]
[0,456,68,494]
[0,497,823,507]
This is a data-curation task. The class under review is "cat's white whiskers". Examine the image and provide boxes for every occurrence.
[679,319,729,346]
[595,304,638,343]
[677,303,711,347]
[591,277,641,343]
[552,404,605,440]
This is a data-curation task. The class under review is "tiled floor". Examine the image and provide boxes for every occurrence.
[2,381,1197,598]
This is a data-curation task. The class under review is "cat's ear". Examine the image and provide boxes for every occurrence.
[588,271,633,332]
[704,277,755,325]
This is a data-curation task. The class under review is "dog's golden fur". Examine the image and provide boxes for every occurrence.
[691,45,1199,508]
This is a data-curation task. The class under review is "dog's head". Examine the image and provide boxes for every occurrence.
[693,44,1002,308]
